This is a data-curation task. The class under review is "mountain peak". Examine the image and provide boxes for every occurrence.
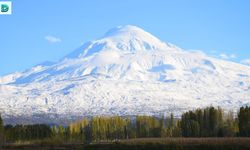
[102,25,167,49]
[104,25,151,37]
[71,25,178,58]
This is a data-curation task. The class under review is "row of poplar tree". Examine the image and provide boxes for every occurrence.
[0,106,250,143]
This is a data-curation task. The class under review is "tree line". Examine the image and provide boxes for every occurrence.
[0,106,250,143]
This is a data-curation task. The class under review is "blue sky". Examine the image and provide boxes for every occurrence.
[0,0,250,75]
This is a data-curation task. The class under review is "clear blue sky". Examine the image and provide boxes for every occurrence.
[0,0,250,75]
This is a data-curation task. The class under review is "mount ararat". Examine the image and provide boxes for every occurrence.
[0,25,250,124]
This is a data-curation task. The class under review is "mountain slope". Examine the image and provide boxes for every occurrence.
[0,25,250,124]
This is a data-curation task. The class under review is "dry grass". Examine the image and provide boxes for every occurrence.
[119,137,250,145]
[3,138,250,150]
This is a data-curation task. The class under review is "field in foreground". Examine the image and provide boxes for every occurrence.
[2,138,250,150]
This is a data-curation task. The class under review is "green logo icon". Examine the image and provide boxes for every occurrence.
[1,4,9,12]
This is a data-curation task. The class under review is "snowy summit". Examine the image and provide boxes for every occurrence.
[0,25,250,124]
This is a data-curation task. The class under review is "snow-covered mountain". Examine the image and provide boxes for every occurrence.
[1,25,250,124]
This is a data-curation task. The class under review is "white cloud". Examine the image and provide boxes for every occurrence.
[230,54,236,59]
[219,54,229,59]
[241,59,250,65]
[187,49,207,56]
[219,53,236,60]
[45,35,62,43]
[188,50,237,61]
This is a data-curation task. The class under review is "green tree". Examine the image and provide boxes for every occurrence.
[0,114,4,145]
[238,106,250,137]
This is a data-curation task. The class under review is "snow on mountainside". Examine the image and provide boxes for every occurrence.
[0,25,250,124]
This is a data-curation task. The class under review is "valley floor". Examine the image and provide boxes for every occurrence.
[2,138,250,150]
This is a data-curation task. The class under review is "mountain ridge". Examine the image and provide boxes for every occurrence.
[0,25,250,124]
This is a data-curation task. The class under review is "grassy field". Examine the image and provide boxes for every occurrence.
[120,137,250,145]
[2,138,250,150]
